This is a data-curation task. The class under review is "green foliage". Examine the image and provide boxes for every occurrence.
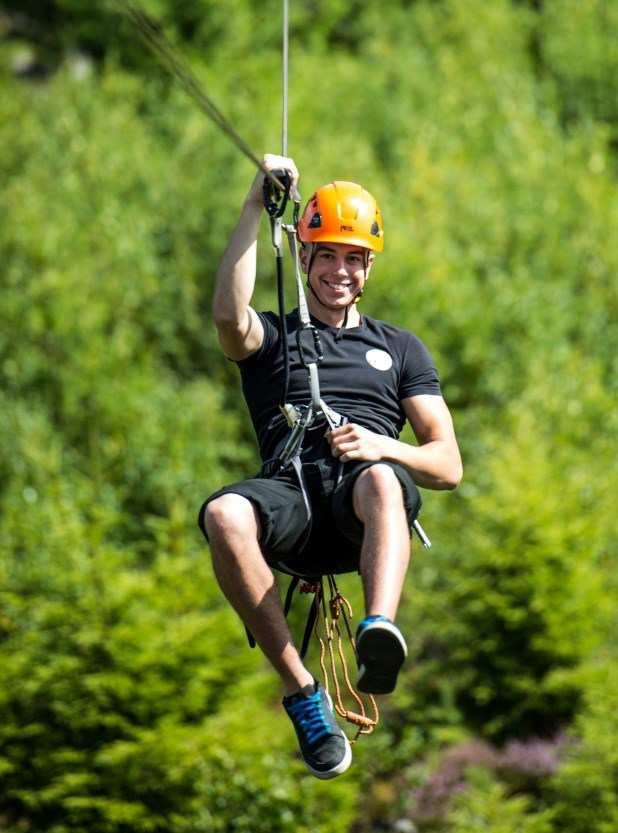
[1,0,617,830]
[402,367,617,741]
[540,0,618,128]
[546,658,618,833]
[446,767,554,833]
[0,493,359,831]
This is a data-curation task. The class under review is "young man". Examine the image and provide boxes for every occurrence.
[198,154,462,779]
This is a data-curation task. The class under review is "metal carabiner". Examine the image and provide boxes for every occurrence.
[263,168,292,219]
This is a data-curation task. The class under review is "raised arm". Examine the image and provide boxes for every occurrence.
[212,154,299,361]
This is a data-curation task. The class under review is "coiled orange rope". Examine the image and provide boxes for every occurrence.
[306,577,379,742]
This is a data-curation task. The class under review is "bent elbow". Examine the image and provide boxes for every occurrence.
[444,461,463,491]
[212,301,243,331]
[212,296,233,327]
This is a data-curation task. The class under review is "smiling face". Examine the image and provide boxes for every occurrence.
[300,242,374,319]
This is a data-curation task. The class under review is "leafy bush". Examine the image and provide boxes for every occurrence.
[445,767,554,833]
[546,658,618,833]
[540,0,618,127]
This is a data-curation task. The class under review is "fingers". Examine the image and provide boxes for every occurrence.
[335,443,360,462]
[247,153,300,206]
[327,424,383,462]
[262,153,300,195]
[329,423,356,438]
[330,437,359,454]
[328,424,360,459]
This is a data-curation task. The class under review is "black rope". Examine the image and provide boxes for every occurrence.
[300,583,322,660]
[115,0,283,192]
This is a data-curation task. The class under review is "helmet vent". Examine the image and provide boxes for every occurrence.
[370,221,381,237]
[308,212,322,228]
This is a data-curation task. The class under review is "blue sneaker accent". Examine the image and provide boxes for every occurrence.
[357,614,390,636]
[283,681,352,779]
[356,616,407,695]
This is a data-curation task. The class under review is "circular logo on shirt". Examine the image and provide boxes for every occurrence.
[365,349,393,371]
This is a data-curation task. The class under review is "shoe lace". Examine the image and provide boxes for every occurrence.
[287,691,331,746]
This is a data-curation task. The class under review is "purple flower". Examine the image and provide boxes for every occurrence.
[496,735,567,781]
[408,735,566,824]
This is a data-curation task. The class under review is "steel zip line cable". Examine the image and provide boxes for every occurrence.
[115,0,284,191]
[277,0,291,406]
[282,0,289,156]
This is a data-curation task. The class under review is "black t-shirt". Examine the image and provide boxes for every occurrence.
[237,309,441,462]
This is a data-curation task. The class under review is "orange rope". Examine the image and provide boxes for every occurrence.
[312,579,379,742]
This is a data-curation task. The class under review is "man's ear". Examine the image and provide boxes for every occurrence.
[299,246,309,274]
[365,251,376,278]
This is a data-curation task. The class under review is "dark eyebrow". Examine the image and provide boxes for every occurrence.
[316,245,363,255]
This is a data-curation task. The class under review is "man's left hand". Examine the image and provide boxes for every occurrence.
[327,423,386,462]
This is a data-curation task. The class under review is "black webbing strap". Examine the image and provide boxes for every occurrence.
[284,575,301,615]
[245,625,256,649]
[300,583,322,660]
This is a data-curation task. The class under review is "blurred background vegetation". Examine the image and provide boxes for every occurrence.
[0,1,616,831]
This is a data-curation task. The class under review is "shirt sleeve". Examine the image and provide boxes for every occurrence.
[399,333,442,399]
[235,311,280,365]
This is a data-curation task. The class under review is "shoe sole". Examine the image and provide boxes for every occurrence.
[356,622,407,695]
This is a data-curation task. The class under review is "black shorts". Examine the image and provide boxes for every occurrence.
[198,456,421,578]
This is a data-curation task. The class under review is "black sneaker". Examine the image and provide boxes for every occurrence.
[356,615,407,694]
[283,681,352,779]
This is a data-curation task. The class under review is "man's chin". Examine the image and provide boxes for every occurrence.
[317,297,350,312]
[318,290,353,307]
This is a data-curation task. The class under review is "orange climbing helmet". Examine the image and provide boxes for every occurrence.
[298,181,384,252]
